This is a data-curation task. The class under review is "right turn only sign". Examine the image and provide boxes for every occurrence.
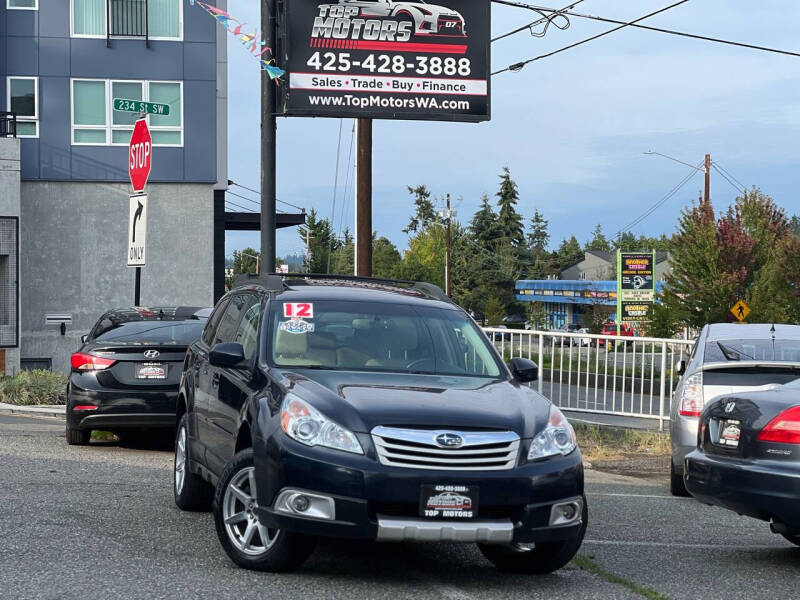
[127,194,148,267]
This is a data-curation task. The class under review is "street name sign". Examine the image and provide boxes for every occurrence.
[114,98,170,116]
[731,299,750,322]
[127,194,148,267]
[128,119,152,193]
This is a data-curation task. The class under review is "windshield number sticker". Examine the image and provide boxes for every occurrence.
[278,318,315,335]
[284,303,313,319]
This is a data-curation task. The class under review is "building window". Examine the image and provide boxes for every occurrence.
[71,79,183,146]
[7,0,37,9]
[6,77,38,138]
[71,0,182,40]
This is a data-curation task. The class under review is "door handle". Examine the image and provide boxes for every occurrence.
[212,373,220,388]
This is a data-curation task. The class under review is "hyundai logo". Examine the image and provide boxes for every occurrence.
[435,432,463,448]
[143,350,160,359]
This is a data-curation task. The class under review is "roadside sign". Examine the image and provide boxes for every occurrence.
[617,251,657,325]
[279,0,490,122]
[127,194,148,267]
[731,299,750,322]
[128,119,152,193]
[114,98,170,116]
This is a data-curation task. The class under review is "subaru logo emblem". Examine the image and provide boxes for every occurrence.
[725,401,736,414]
[143,350,160,359]
[435,432,463,448]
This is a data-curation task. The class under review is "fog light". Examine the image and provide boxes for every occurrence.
[549,498,583,526]
[291,494,311,512]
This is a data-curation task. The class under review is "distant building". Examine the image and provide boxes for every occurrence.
[516,251,670,329]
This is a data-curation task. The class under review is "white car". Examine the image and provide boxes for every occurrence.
[339,0,466,36]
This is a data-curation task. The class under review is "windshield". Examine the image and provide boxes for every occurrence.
[704,339,800,363]
[94,321,205,344]
[268,300,503,378]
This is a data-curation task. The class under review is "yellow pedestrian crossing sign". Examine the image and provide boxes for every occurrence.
[731,300,750,322]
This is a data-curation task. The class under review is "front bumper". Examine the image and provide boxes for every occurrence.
[66,376,177,430]
[685,450,800,528]
[254,434,585,544]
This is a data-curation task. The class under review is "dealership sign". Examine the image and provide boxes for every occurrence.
[617,251,656,324]
[279,0,490,121]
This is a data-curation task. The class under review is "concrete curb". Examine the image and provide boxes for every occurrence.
[0,402,66,419]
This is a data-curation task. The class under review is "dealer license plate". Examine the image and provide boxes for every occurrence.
[420,485,478,519]
[717,419,741,448]
[136,363,167,380]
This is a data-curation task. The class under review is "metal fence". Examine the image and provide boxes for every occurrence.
[484,328,695,430]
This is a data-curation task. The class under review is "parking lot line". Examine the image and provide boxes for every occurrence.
[584,539,775,550]
[588,492,693,500]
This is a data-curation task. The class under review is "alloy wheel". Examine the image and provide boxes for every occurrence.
[222,466,278,556]
[175,426,187,494]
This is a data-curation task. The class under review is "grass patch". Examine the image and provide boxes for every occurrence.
[572,554,669,600]
[90,431,118,442]
[574,422,671,462]
[0,370,68,406]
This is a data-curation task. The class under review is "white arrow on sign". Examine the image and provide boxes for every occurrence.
[127,194,148,267]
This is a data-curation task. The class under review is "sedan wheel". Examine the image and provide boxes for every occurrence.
[173,414,213,511]
[221,466,277,556]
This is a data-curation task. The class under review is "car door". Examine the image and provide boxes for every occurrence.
[210,294,263,468]
[192,296,230,460]
[203,293,256,474]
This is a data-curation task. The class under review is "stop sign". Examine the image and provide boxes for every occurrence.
[129,119,152,193]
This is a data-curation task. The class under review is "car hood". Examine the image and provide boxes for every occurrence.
[275,368,550,438]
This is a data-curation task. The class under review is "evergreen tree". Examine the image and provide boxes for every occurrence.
[372,235,402,278]
[555,236,584,270]
[495,167,524,247]
[469,194,498,247]
[527,209,549,252]
[403,185,437,234]
[298,209,339,273]
[585,224,611,252]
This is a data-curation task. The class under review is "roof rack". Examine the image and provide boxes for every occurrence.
[281,273,451,303]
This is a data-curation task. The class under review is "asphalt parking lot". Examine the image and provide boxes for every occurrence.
[0,414,797,600]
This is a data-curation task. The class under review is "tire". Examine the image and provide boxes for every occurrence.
[479,499,588,574]
[66,426,90,446]
[213,448,316,572]
[174,414,213,511]
[670,461,690,497]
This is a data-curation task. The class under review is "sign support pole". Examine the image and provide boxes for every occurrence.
[260,0,277,275]
[135,267,141,306]
[355,118,372,277]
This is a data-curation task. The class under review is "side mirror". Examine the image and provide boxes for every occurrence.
[209,342,246,368]
[510,357,538,383]
[676,359,687,376]
[81,334,88,343]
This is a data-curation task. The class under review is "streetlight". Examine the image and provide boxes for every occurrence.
[645,150,711,203]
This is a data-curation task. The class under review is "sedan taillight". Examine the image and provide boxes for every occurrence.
[678,372,704,417]
[757,405,800,444]
[71,352,116,372]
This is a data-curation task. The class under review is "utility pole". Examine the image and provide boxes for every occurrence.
[305,228,310,273]
[444,193,451,297]
[354,118,372,277]
[704,153,711,204]
[260,0,277,275]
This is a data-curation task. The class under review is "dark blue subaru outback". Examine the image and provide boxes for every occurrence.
[174,275,586,573]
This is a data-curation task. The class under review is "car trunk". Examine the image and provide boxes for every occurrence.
[701,388,800,461]
[90,345,187,389]
[701,364,800,407]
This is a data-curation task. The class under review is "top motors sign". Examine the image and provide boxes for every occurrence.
[279,0,490,122]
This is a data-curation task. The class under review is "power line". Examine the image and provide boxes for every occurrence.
[227,179,306,212]
[711,163,746,195]
[492,0,583,43]
[327,119,344,273]
[540,5,800,59]
[615,163,701,238]
[711,160,749,193]
[225,200,257,213]
[226,189,260,207]
[338,120,356,238]
[492,0,690,76]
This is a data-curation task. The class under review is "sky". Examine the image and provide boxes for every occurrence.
[220,0,800,259]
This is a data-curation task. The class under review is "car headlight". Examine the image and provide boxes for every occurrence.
[280,395,363,454]
[528,405,577,460]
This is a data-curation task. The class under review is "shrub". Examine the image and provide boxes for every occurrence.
[0,370,68,406]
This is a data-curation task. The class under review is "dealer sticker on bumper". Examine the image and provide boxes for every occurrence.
[420,485,478,519]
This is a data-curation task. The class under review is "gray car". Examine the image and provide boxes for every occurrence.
[669,323,800,495]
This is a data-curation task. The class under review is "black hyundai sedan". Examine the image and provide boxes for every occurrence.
[173,275,586,574]
[685,380,800,546]
[66,306,208,445]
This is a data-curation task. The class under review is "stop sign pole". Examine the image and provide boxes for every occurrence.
[128,117,152,306]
